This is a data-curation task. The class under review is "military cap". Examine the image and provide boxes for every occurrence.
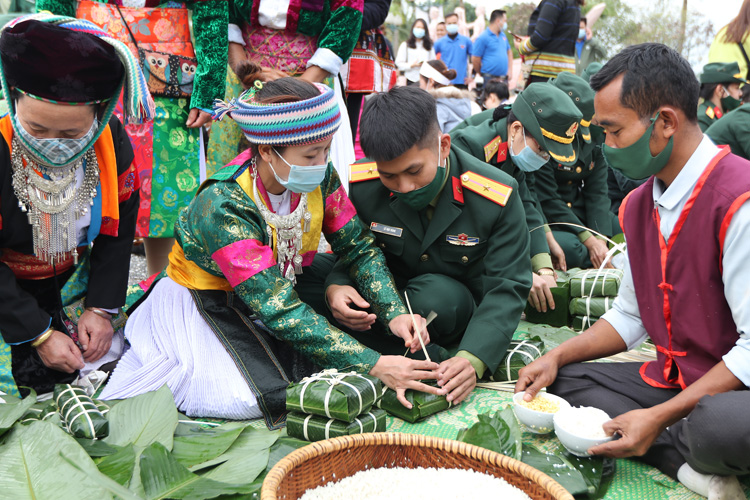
[512,83,583,165]
[700,62,746,85]
[551,72,595,143]
[581,61,603,84]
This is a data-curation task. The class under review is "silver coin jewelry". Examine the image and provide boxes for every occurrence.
[250,158,312,285]
[10,137,99,265]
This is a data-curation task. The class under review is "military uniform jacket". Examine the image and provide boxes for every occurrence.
[326,147,532,373]
[698,100,723,133]
[534,136,612,237]
[451,116,551,270]
[705,106,750,160]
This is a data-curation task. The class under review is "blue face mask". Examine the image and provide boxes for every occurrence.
[413,27,426,39]
[578,28,587,40]
[509,129,550,172]
[14,113,98,166]
[270,147,328,193]
[446,24,459,35]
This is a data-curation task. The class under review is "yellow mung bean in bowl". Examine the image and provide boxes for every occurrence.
[512,392,571,434]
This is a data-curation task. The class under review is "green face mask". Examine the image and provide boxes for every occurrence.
[601,111,673,181]
[721,87,742,112]
[394,137,447,211]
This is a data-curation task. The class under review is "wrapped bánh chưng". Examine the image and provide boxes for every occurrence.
[286,369,382,423]
[54,384,109,439]
[490,339,545,382]
[286,408,386,442]
[569,296,614,318]
[377,384,452,423]
[569,269,622,297]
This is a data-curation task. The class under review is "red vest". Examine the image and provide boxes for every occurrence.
[620,147,750,389]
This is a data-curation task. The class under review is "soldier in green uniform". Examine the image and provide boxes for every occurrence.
[324,86,554,402]
[697,62,745,132]
[534,71,620,270]
[450,83,583,313]
[706,90,750,160]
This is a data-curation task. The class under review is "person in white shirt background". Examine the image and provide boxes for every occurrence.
[396,18,436,87]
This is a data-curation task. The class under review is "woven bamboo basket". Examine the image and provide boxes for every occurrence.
[261,432,573,499]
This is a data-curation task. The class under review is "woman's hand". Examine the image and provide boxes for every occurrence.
[369,356,442,408]
[77,310,114,363]
[185,109,212,128]
[35,330,85,373]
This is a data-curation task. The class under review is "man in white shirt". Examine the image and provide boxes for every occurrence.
[516,43,750,500]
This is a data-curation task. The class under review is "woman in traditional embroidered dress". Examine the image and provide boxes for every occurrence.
[102,72,443,426]
[0,15,149,397]
[37,0,228,277]
[206,0,362,182]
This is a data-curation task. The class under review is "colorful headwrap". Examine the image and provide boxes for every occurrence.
[213,82,341,146]
[0,13,154,125]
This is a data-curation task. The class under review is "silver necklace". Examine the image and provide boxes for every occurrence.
[251,160,312,284]
[10,137,99,264]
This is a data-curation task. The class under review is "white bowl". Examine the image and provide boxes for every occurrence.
[512,392,571,434]
[553,406,614,457]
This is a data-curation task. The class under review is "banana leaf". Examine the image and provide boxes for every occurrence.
[569,296,614,318]
[139,442,255,500]
[97,444,138,485]
[287,408,386,442]
[569,269,622,298]
[76,438,121,458]
[376,384,452,423]
[54,384,109,439]
[521,444,605,497]
[104,384,178,452]
[0,388,35,436]
[491,339,545,382]
[194,428,276,487]
[528,325,578,352]
[20,401,59,426]
[0,420,115,499]
[524,282,571,327]
[286,370,382,422]
[455,407,522,461]
[172,421,247,468]
[188,426,281,473]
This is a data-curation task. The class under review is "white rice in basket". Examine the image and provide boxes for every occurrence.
[556,406,611,438]
[299,466,532,500]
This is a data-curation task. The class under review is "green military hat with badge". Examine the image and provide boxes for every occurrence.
[581,61,603,84]
[700,62,746,85]
[512,83,583,165]
[551,71,596,143]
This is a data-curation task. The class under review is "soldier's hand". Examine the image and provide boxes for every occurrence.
[326,284,377,331]
[528,272,556,312]
[369,356,442,408]
[437,357,476,404]
[35,330,85,373]
[584,236,613,269]
[546,233,567,271]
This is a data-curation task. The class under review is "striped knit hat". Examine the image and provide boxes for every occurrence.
[0,13,155,125]
[213,82,341,146]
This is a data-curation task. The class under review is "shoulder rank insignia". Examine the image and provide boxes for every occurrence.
[705,106,715,120]
[714,106,723,120]
[350,162,380,183]
[460,171,513,206]
[484,136,502,162]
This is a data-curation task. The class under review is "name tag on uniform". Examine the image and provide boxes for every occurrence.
[370,222,403,237]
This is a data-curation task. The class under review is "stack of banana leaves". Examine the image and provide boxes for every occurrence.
[0,385,309,499]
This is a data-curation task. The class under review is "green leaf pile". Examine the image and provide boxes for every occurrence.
[455,406,608,497]
[0,385,292,499]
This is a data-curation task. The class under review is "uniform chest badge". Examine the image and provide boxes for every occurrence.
[446,233,479,246]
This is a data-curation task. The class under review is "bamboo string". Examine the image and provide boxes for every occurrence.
[404,292,431,362]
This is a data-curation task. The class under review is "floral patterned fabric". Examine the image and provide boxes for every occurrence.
[172,160,406,373]
[37,0,227,238]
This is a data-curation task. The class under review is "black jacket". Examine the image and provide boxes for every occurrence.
[526,0,580,57]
